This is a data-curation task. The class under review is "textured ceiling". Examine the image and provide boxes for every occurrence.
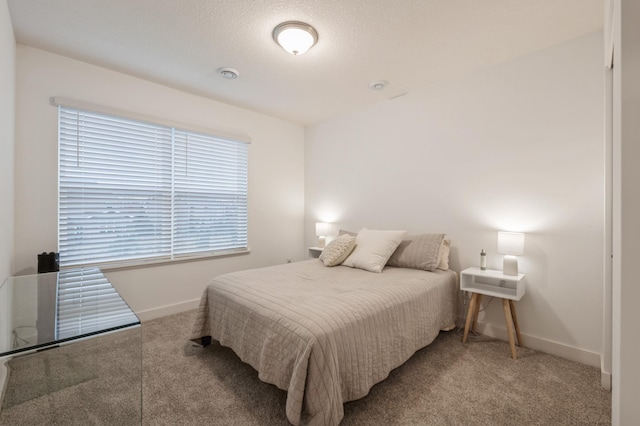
[7,0,603,125]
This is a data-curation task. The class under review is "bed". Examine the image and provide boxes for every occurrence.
[190,251,458,425]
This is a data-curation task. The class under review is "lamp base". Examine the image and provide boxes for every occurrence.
[503,255,519,276]
[317,236,326,249]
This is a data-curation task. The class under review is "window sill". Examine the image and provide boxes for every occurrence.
[62,248,251,273]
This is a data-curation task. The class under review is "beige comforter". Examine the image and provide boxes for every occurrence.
[190,260,458,425]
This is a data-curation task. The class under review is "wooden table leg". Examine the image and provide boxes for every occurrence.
[472,294,482,332]
[509,300,522,347]
[502,299,517,360]
[462,293,478,344]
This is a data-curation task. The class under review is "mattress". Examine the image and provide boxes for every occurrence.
[190,259,458,425]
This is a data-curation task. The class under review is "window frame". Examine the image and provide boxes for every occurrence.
[55,98,251,270]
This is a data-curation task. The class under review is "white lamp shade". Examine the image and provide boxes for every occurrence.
[497,232,525,256]
[315,222,329,237]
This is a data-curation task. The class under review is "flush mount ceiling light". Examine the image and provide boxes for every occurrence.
[273,21,318,55]
[217,67,239,79]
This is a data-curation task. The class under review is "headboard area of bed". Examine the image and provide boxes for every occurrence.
[320,228,450,274]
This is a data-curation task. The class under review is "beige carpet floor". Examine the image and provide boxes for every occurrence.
[1,309,611,425]
[0,326,141,425]
[143,310,610,425]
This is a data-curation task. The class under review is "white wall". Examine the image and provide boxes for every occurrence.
[0,0,15,355]
[305,32,605,365]
[612,0,640,423]
[0,0,14,283]
[14,45,305,320]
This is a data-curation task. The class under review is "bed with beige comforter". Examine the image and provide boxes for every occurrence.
[190,259,458,425]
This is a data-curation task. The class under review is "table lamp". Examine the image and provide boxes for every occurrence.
[315,222,329,248]
[497,231,525,276]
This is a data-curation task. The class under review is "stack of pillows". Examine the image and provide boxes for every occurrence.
[318,228,450,273]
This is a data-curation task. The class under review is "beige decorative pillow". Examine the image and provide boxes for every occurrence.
[319,234,356,266]
[342,228,406,273]
[437,239,451,270]
[387,233,446,272]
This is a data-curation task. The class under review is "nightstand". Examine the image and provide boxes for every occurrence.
[460,267,526,359]
[308,247,323,258]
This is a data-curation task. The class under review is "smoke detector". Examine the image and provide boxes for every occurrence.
[369,80,388,91]
[217,67,239,80]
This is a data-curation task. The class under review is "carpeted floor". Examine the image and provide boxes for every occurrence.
[144,310,610,425]
[1,309,611,425]
[0,326,142,425]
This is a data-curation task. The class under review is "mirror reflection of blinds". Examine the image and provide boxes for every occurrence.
[58,106,249,267]
[56,268,138,340]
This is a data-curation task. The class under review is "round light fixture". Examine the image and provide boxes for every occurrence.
[273,21,318,55]
[369,80,388,91]
[217,67,239,80]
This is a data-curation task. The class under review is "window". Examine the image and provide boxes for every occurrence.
[58,105,249,267]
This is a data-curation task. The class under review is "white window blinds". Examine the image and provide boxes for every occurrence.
[58,106,248,267]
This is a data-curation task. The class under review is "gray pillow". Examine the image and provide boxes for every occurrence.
[338,229,358,237]
[386,233,446,271]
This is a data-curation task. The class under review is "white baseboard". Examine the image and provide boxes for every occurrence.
[135,298,201,322]
[457,316,601,369]
[601,371,612,390]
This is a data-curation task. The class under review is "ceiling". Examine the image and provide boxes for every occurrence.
[7,0,603,125]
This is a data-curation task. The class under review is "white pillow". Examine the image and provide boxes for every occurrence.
[342,228,406,273]
[319,234,356,266]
